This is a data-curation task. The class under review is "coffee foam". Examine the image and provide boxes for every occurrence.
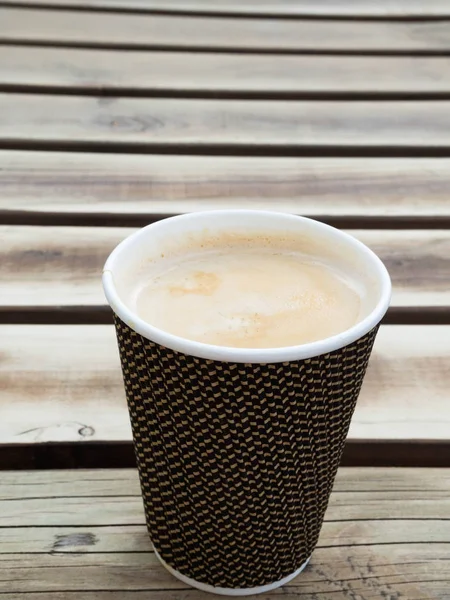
[123,233,367,349]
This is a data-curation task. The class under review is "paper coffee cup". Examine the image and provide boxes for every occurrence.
[103,211,391,596]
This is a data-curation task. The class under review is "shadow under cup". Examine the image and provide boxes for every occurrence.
[102,211,391,596]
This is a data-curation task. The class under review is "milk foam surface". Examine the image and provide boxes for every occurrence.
[130,247,361,349]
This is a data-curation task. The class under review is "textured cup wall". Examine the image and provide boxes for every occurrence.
[114,315,378,589]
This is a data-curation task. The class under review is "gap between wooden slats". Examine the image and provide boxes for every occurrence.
[9,441,450,470]
[2,306,450,325]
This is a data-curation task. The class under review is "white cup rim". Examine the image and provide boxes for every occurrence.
[103,210,391,363]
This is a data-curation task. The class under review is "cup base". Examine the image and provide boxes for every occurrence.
[153,546,311,596]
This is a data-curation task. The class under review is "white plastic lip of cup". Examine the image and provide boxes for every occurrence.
[102,210,391,364]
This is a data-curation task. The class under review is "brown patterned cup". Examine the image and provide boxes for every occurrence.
[103,211,391,596]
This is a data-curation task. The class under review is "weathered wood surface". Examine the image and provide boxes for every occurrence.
[3,47,450,96]
[6,520,449,553]
[0,325,129,444]
[1,325,449,444]
[3,547,447,596]
[3,94,450,150]
[2,152,450,219]
[3,0,450,17]
[4,0,450,17]
[1,226,449,307]
[2,7,450,52]
[3,467,450,499]
[1,468,449,598]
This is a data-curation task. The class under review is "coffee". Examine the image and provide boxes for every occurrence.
[127,239,362,349]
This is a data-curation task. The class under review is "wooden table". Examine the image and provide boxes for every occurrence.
[1,1,449,598]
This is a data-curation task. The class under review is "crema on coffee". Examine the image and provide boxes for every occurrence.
[125,236,362,349]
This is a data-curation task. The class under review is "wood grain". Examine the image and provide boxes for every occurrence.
[5,591,449,600]
[3,151,450,219]
[2,94,450,151]
[3,0,450,18]
[1,325,449,445]
[1,226,449,307]
[2,7,450,52]
[2,470,449,522]
[3,47,450,96]
[2,547,448,595]
[3,467,449,499]
[0,469,448,598]
[3,520,450,553]
[0,325,129,444]
[2,151,450,218]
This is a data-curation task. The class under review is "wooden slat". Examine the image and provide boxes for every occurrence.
[2,8,450,52]
[0,325,129,444]
[0,469,143,498]
[1,226,449,307]
[4,586,448,600]
[2,152,450,220]
[2,547,448,596]
[1,325,449,446]
[3,467,449,499]
[3,47,450,97]
[3,0,450,18]
[1,468,449,523]
[3,521,450,552]
[2,94,450,151]
[0,469,449,599]
[353,326,450,440]
[6,588,448,600]
[1,152,450,220]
